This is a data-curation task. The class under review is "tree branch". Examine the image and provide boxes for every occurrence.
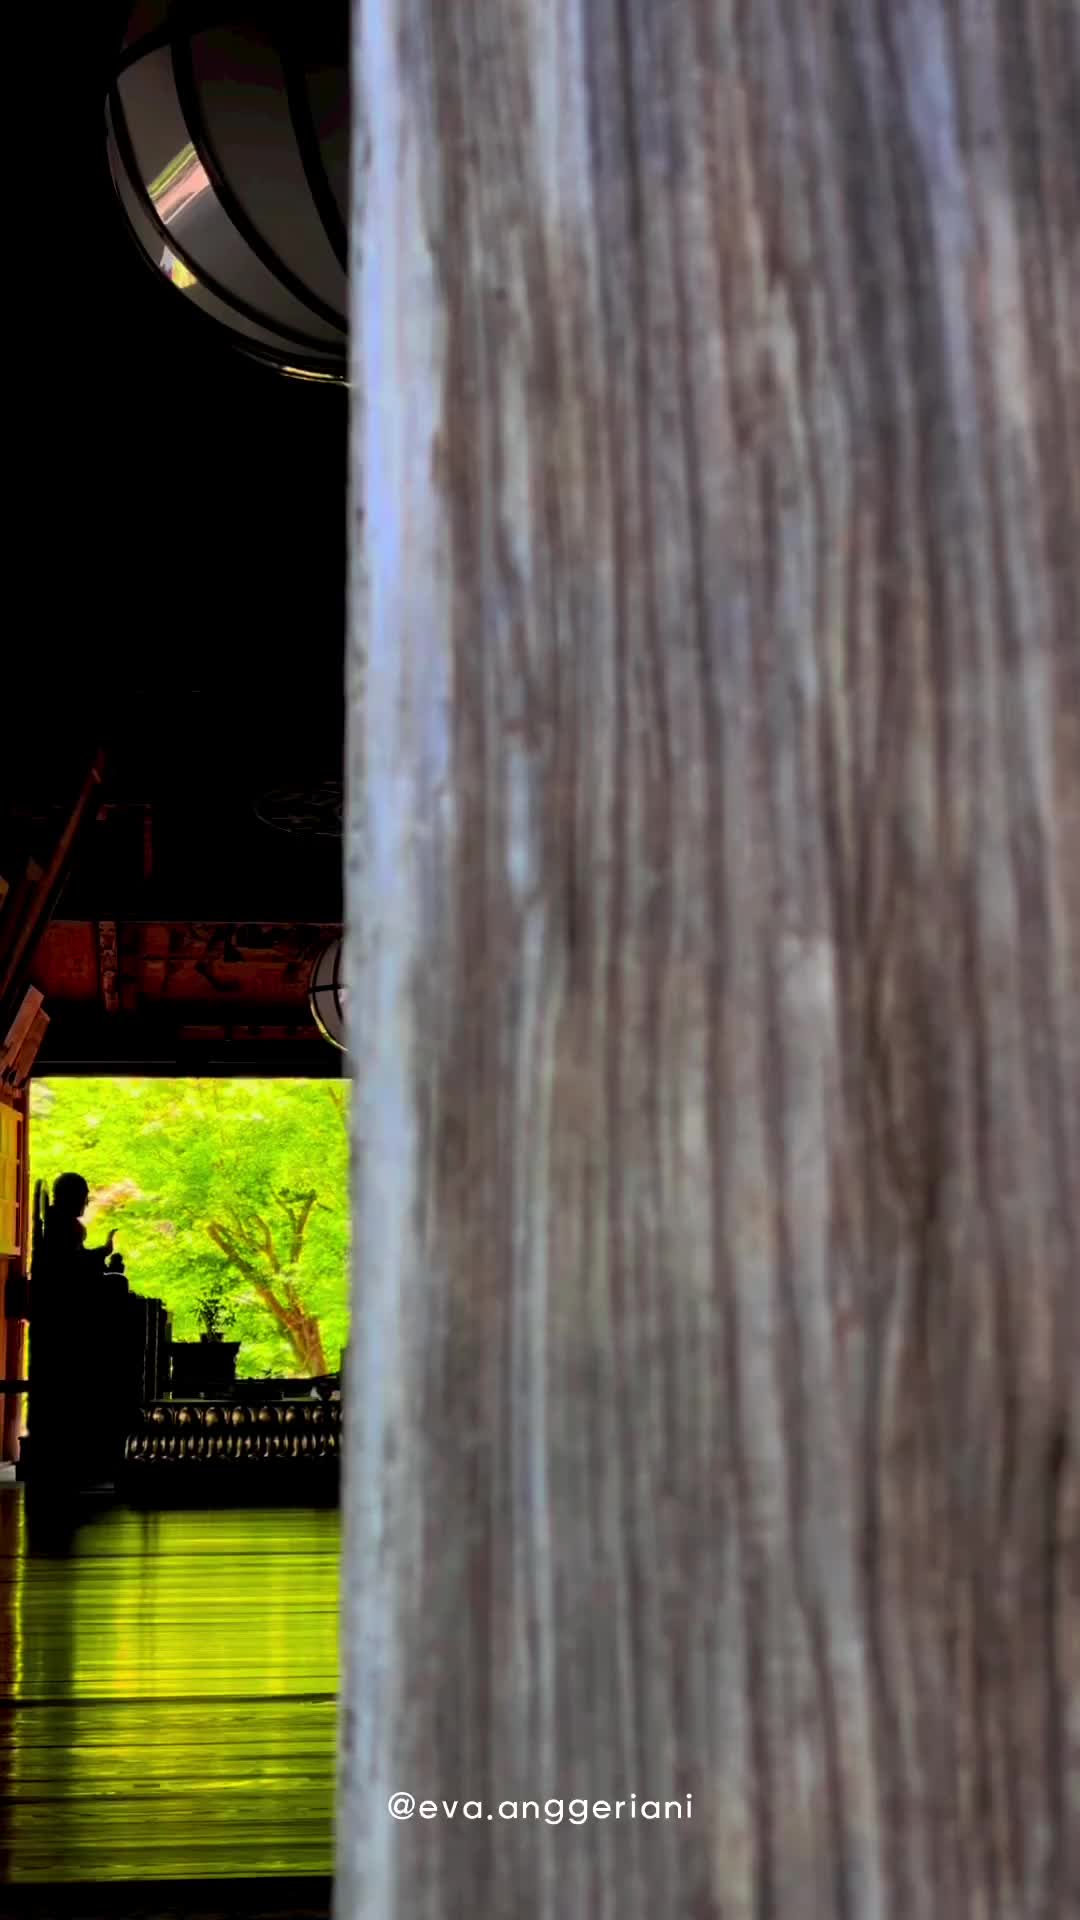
[250,1210,281,1274]
[209,1205,326,1373]
[280,1188,318,1267]
[206,1220,290,1331]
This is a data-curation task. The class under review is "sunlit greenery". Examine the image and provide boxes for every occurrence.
[30,1079,349,1379]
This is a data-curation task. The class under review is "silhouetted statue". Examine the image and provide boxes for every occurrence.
[29,1173,129,1487]
[37,1172,117,1274]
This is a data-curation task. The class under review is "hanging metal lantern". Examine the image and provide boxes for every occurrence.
[309,936,347,1051]
[106,2,349,381]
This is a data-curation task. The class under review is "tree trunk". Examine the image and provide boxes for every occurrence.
[340,4,1079,1916]
[291,1311,327,1378]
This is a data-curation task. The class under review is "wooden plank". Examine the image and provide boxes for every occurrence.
[0,1101,23,1257]
[4,1012,49,1092]
[341,3,1079,1917]
[0,990,43,1080]
[1,1082,30,1460]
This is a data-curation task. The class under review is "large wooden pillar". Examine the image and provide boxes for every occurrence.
[341,4,1078,1915]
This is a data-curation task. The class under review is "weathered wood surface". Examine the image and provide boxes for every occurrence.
[341,3,1079,1915]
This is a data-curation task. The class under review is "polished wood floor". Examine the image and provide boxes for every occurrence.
[0,1489,338,1892]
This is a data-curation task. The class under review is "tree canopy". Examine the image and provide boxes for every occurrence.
[30,1078,349,1377]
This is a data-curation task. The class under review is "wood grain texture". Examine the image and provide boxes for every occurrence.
[340,3,1080,1915]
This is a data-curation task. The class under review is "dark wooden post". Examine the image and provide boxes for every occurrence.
[341,4,1079,1914]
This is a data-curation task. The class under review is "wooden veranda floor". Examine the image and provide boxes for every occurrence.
[0,1490,337,1910]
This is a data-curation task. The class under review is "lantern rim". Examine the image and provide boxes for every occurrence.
[309,937,347,1052]
[106,1,350,384]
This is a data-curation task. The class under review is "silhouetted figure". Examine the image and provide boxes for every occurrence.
[29,1174,129,1488]
[39,1172,117,1273]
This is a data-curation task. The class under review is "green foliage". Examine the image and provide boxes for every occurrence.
[192,1272,237,1342]
[30,1078,350,1378]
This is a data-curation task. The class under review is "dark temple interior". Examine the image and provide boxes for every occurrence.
[2,8,349,1911]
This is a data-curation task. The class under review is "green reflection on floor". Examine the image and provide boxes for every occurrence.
[0,1494,339,1882]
